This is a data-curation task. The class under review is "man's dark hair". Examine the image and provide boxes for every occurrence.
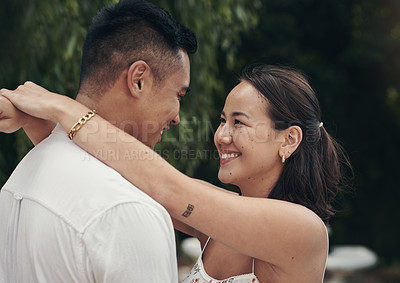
[79,0,197,96]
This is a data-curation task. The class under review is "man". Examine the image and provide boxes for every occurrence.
[0,0,197,282]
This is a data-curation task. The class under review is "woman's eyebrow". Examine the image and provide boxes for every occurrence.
[220,111,250,119]
[232,111,250,119]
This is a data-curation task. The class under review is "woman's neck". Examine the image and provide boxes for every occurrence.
[237,167,282,198]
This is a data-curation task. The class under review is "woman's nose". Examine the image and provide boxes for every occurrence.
[215,124,232,144]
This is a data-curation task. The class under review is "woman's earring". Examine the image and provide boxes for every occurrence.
[282,154,285,164]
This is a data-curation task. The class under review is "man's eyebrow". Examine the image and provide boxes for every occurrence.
[220,111,250,119]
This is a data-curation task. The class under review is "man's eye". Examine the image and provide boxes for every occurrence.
[219,117,226,124]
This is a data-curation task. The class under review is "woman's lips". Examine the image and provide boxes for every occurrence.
[219,152,241,165]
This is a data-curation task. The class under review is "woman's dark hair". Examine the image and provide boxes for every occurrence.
[239,65,351,223]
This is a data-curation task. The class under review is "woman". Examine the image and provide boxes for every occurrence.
[1,65,349,282]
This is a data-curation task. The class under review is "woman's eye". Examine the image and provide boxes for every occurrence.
[234,119,245,125]
[219,117,226,124]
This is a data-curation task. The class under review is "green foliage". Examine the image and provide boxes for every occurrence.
[0,0,116,92]
[1,0,400,265]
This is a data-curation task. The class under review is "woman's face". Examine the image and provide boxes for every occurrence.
[214,81,285,193]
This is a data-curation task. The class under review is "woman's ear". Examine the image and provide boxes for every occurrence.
[127,61,153,99]
[279,125,303,160]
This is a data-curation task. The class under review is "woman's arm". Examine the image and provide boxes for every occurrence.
[69,114,327,267]
[171,179,238,239]
[2,87,327,269]
[23,119,56,145]
[0,94,55,145]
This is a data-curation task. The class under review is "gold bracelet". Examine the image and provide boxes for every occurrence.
[67,110,96,140]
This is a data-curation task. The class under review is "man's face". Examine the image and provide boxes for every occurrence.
[137,50,191,149]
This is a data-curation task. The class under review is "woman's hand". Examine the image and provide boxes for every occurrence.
[0,82,73,122]
[0,95,32,133]
[0,82,83,144]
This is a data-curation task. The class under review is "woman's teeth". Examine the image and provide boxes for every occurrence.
[221,153,240,159]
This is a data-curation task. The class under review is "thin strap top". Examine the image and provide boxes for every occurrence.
[181,237,260,283]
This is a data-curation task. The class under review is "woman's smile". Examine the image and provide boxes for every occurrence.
[219,150,242,166]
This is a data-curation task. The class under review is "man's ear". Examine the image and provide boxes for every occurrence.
[127,61,153,99]
[279,125,303,160]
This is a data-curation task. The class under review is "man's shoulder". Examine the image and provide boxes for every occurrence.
[2,128,171,232]
[4,128,118,188]
[8,126,132,186]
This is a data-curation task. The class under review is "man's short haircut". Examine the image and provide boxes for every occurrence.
[79,0,197,96]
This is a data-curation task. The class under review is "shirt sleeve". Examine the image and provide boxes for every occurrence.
[81,201,178,283]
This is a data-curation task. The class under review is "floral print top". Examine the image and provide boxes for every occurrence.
[181,238,260,283]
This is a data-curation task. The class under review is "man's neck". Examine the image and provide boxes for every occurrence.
[75,92,114,125]
[75,93,97,113]
[75,92,142,143]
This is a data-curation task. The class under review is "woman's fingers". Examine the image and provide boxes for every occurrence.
[0,83,61,121]
[0,94,30,133]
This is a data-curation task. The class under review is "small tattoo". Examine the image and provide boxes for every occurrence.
[182,204,194,217]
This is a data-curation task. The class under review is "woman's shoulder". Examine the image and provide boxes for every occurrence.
[283,200,328,247]
[259,199,329,262]
[285,202,329,265]
[259,201,328,280]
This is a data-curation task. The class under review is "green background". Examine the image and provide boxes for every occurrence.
[1,0,400,273]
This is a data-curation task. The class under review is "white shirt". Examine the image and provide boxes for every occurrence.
[0,124,178,283]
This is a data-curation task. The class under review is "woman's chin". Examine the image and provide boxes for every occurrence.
[218,171,237,186]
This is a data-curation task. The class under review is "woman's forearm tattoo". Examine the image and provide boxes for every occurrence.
[182,204,194,217]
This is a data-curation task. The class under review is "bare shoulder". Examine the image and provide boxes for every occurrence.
[286,202,328,254]
[247,199,328,270]
[275,202,329,278]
